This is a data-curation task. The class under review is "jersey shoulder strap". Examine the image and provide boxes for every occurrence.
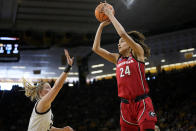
[130,50,145,64]
[117,53,122,63]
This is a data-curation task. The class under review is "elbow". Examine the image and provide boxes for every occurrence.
[92,47,101,55]
[92,47,95,52]
[92,46,98,52]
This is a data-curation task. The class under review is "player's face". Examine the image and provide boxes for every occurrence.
[118,38,130,54]
[39,83,51,97]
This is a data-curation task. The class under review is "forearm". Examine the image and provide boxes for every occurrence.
[53,72,68,90]
[107,12,138,51]
[48,72,68,101]
[50,126,64,131]
[107,13,126,37]
[92,25,103,51]
[41,72,68,106]
[51,126,73,131]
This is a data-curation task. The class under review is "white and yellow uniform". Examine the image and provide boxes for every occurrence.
[27,101,53,131]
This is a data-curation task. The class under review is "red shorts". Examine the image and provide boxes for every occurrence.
[120,97,157,130]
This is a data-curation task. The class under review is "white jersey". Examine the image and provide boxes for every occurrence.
[27,101,53,131]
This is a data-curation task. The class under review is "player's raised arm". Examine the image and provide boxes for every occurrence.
[102,3,144,60]
[37,49,74,113]
[92,21,119,64]
[51,126,74,131]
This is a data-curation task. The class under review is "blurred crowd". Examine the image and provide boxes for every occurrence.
[0,66,195,131]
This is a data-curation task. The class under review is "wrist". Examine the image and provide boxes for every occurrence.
[99,24,105,29]
[64,64,72,73]
[107,13,114,19]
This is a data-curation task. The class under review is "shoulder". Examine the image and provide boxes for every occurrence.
[109,53,120,64]
[114,53,121,63]
[36,100,51,115]
[131,51,145,63]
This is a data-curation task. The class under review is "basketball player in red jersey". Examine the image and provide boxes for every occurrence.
[92,3,157,131]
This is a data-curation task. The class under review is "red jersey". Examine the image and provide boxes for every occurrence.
[116,53,149,100]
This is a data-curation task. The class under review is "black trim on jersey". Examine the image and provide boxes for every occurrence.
[35,101,51,115]
[131,51,145,64]
[117,53,129,61]
[117,53,122,63]
[118,52,145,64]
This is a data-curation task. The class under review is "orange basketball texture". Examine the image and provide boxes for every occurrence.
[95,3,115,22]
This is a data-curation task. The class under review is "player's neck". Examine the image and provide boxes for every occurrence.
[121,50,130,58]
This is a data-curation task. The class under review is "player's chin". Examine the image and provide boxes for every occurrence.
[118,49,123,54]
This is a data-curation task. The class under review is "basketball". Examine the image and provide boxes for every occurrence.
[95,3,115,22]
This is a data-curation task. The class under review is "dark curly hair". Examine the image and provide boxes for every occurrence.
[127,31,150,59]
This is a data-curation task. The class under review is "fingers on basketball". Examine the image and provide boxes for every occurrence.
[95,3,114,22]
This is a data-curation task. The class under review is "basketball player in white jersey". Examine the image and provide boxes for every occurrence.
[23,49,74,131]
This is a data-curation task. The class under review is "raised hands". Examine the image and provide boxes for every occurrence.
[100,20,111,28]
[64,49,74,66]
[101,2,114,17]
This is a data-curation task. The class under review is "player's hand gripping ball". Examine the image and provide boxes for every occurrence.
[95,2,115,22]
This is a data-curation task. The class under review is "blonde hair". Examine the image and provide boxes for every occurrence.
[22,78,44,101]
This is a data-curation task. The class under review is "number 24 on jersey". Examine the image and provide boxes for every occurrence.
[120,65,131,77]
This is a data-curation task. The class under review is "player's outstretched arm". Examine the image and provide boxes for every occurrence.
[102,3,144,58]
[37,49,74,112]
[51,126,74,131]
[92,21,119,64]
